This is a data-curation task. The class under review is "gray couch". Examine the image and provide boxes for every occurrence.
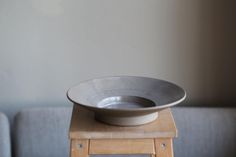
[1,107,236,157]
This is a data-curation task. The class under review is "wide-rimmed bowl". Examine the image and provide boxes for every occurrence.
[67,76,186,126]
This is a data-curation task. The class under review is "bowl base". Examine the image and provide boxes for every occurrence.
[95,112,158,126]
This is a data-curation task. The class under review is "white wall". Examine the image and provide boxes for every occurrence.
[0,0,235,119]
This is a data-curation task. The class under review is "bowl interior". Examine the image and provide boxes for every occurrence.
[97,96,156,109]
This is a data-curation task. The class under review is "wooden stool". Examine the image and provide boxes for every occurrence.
[69,105,177,157]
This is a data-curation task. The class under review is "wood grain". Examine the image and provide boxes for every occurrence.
[89,139,155,154]
[154,138,174,157]
[70,139,89,157]
[69,105,177,139]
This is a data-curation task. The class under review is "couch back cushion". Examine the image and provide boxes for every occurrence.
[0,112,11,157]
[13,107,236,157]
[13,107,72,157]
[172,107,236,157]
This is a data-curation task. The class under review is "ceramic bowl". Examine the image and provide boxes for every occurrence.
[67,76,186,126]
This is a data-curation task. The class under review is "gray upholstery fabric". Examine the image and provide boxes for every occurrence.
[0,112,11,157]
[13,107,236,157]
[172,107,236,157]
[13,107,72,157]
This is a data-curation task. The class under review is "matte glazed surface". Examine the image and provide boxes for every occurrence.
[67,76,186,126]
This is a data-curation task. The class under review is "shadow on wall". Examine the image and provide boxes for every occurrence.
[174,0,236,106]
[199,0,236,106]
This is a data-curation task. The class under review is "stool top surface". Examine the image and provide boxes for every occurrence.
[69,105,177,139]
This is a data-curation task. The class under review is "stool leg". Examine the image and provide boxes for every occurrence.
[154,138,173,157]
[70,139,89,157]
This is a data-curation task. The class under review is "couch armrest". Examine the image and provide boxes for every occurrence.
[0,112,11,157]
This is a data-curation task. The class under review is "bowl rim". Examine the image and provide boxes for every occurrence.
[67,75,186,112]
